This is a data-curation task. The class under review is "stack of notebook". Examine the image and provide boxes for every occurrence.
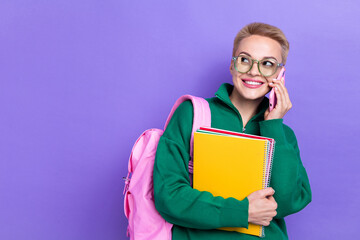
[193,127,275,237]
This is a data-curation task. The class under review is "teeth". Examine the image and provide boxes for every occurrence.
[244,81,262,86]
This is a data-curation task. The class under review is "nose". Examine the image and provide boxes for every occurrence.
[247,61,261,76]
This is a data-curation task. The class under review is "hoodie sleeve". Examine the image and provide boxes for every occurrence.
[259,119,312,219]
[153,100,249,229]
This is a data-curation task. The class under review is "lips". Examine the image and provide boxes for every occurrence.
[241,79,264,89]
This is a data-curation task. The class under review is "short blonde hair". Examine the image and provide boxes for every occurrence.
[232,22,290,64]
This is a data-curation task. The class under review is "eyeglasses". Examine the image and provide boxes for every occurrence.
[232,54,284,77]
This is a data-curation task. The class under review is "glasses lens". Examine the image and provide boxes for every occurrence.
[259,59,278,77]
[235,55,252,73]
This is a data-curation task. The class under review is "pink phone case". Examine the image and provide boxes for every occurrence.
[269,67,286,111]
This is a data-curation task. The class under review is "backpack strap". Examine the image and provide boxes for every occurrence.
[164,95,211,184]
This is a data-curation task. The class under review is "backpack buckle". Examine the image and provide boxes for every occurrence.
[123,176,131,194]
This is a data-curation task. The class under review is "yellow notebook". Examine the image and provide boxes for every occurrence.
[193,128,275,237]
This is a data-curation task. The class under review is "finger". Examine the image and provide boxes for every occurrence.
[275,79,291,108]
[257,187,275,198]
[267,195,275,201]
[277,78,291,106]
[281,83,292,110]
[263,220,271,226]
[274,84,286,110]
[267,196,278,209]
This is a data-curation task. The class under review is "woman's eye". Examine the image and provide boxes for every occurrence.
[262,61,274,67]
[241,57,250,63]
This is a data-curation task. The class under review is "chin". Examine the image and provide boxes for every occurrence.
[234,86,268,101]
[244,94,265,101]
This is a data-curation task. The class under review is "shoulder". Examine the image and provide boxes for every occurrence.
[282,123,296,138]
[175,100,194,116]
[282,123,300,148]
[167,100,194,128]
[162,100,194,147]
[170,96,214,122]
[282,122,293,132]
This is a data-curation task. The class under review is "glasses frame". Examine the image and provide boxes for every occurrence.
[232,54,285,77]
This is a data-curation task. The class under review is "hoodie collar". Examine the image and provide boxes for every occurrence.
[215,83,269,121]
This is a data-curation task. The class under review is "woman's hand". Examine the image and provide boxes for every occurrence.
[264,78,292,120]
[247,188,278,226]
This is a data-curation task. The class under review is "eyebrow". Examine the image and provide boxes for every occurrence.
[238,51,279,62]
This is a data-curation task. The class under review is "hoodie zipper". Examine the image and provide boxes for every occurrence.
[216,93,266,134]
[216,93,246,131]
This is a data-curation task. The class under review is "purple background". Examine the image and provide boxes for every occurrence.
[1,1,360,239]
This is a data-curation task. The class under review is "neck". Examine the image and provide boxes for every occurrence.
[229,90,264,127]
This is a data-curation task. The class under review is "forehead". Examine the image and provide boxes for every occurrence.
[236,35,282,60]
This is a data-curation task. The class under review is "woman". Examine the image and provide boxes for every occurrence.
[153,22,312,240]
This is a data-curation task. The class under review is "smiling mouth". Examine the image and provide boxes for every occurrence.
[241,79,264,88]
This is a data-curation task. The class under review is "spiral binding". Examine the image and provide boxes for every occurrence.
[262,142,267,190]
[261,226,265,238]
[259,139,276,238]
[267,140,276,189]
[258,142,267,238]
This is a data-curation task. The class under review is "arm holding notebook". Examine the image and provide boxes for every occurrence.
[154,101,250,230]
[154,101,279,229]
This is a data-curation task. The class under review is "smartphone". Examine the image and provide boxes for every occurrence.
[269,67,286,112]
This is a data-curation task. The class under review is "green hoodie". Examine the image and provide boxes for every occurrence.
[153,83,312,240]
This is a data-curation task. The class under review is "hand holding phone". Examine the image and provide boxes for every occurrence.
[269,67,285,112]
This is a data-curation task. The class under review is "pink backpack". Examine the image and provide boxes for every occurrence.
[123,95,211,240]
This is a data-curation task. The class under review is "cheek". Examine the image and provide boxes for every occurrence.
[230,70,240,80]
[234,72,245,79]
[232,74,244,85]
